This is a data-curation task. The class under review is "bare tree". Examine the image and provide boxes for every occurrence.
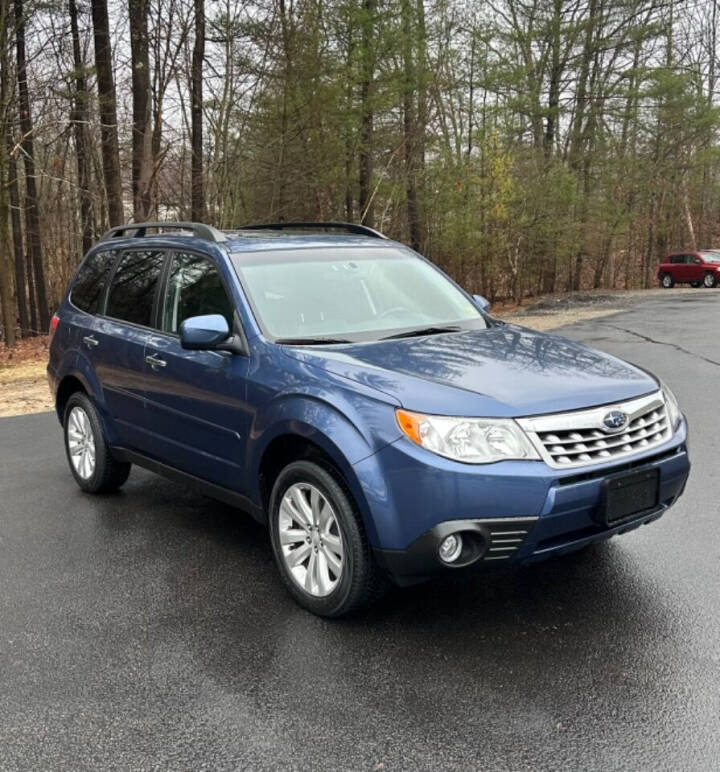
[69,0,94,251]
[15,0,50,331]
[0,0,15,346]
[190,0,204,220]
[129,0,153,220]
[91,0,124,226]
[358,0,375,227]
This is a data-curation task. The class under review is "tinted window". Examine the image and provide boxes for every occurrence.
[71,251,116,314]
[161,253,234,333]
[106,250,165,327]
[669,256,685,264]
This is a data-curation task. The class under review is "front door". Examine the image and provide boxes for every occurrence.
[687,255,704,283]
[141,251,251,492]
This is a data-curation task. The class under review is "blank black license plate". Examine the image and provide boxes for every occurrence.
[601,468,659,524]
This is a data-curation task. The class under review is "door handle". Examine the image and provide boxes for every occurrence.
[145,354,167,368]
[82,335,99,348]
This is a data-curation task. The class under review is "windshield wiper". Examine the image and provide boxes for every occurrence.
[380,325,463,341]
[275,336,353,345]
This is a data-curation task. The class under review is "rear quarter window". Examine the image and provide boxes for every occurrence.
[70,250,117,314]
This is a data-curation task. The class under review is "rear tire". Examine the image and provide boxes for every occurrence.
[703,272,717,288]
[64,392,131,493]
[268,460,386,617]
[661,273,674,288]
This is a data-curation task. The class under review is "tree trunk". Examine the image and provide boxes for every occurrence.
[69,0,94,252]
[7,143,29,336]
[0,5,15,347]
[129,0,153,221]
[91,0,124,226]
[358,0,375,227]
[544,0,562,158]
[190,0,205,221]
[401,0,420,250]
[15,0,50,331]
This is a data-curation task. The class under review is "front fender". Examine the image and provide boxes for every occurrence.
[247,390,401,541]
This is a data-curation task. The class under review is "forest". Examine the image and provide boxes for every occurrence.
[0,0,719,347]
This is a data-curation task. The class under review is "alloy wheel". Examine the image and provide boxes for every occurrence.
[704,273,716,287]
[67,406,96,480]
[278,482,345,597]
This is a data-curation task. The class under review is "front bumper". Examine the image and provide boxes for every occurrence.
[360,419,690,583]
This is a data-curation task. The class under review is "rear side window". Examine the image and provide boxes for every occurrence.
[106,250,166,327]
[669,256,685,264]
[161,253,234,333]
[70,251,116,314]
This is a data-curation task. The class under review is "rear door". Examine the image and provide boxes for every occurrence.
[668,255,686,281]
[92,249,167,450]
[141,251,252,491]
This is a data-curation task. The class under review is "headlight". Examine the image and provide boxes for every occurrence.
[396,410,540,464]
[660,381,681,430]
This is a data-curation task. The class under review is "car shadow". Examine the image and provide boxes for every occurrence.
[98,469,677,703]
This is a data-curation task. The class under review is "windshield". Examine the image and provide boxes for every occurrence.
[701,252,720,263]
[232,247,486,342]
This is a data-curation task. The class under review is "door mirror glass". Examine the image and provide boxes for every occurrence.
[473,294,491,312]
[180,314,230,350]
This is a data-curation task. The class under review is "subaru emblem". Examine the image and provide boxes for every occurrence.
[602,410,628,432]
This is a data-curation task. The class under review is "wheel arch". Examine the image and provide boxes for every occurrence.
[253,425,376,536]
[56,373,90,424]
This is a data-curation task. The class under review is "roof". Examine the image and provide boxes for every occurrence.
[95,221,404,256]
[224,232,398,253]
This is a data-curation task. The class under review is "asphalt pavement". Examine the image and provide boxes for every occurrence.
[1,292,719,770]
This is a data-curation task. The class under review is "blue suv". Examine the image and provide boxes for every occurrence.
[48,221,691,616]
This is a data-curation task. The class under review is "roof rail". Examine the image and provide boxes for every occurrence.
[100,221,228,243]
[236,221,388,239]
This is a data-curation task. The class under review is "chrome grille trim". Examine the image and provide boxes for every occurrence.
[517,391,673,470]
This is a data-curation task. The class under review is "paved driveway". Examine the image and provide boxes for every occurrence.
[0,293,718,770]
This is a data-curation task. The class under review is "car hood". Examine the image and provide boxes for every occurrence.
[282,325,659,417]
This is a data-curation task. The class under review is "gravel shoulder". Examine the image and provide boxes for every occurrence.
[497,287,695,329]
[0,287,701,418]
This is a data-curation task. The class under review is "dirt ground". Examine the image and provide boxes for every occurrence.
[0,338,53,418]
[0,287,699,418]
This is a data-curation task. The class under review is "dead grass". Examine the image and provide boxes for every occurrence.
[0,336,53,417]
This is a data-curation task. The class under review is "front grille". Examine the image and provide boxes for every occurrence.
[518,391,672,469]
[481,518,537,561]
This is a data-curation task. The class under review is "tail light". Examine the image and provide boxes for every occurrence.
[49,313,59,343]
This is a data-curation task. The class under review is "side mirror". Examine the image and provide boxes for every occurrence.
[179,314,231,351]
[473,294,491,312]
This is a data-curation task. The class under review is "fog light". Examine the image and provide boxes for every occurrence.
[438,533,463,563]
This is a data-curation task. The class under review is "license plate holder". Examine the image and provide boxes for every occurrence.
[600,468,660,525]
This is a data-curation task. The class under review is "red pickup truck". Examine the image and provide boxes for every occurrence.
[658,251,720,288]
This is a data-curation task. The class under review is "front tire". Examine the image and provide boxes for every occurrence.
[64,392,131,493]
[661,273,674,288]
[703,272,717,288]
[268,460,386,617]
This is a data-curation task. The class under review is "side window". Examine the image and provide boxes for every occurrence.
[161,253,234,333]
[106,250,165,327]
[70,250,116,314]
[691,255,702,264]
[669,256,683,264]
